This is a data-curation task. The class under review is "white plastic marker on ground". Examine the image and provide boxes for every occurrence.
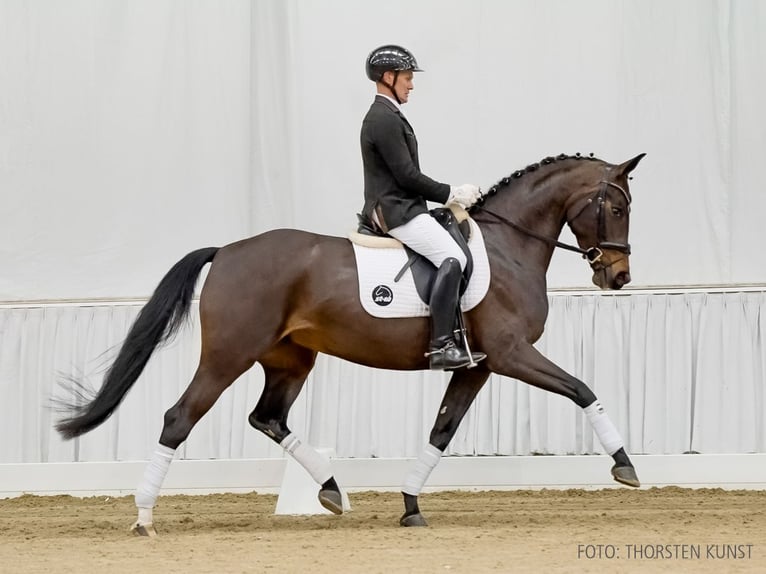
[274,448,351,515]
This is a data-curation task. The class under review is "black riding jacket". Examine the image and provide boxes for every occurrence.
[360,95,450,232]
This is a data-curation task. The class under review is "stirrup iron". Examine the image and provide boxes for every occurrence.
[455,310,482,369]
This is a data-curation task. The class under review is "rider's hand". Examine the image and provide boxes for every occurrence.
[448,184,482,208]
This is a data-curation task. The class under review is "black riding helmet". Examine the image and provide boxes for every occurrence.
[366,45,422,103]
[365,45,423,81]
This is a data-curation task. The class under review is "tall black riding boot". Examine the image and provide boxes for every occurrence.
[427,258,486,370]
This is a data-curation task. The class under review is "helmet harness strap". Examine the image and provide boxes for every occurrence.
[381,70,401,104]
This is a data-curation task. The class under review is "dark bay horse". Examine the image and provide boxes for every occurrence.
[56,152,645,534]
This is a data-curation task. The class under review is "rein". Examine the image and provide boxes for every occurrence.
[473,179,631,266]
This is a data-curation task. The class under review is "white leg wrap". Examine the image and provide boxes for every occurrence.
[137,506,153,525]
[584,401,624,455]
[402,443,443,497]
[280,433,333,485]
[135,444,175,511]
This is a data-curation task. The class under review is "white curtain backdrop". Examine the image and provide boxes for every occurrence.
[1,1,765,463]
[2,290,765,463]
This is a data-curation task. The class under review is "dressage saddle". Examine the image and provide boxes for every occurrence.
[356,207,474,304]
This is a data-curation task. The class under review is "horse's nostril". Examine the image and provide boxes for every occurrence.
[615,272,631,287]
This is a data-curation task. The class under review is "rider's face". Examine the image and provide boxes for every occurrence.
[383,70,414,104]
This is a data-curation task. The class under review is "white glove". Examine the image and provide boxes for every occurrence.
[448,183,481,208]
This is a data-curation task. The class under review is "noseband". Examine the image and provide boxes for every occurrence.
[566,179,632,265]
[475,176,631,268]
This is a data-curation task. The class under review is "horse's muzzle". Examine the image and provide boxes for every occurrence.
[613,270,631,289]
[591,255,631,290]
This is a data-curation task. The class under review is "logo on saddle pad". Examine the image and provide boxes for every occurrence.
[350,217,491,319]
[372,285,393,306]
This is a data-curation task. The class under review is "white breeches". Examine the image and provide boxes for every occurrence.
[388,213,467,270]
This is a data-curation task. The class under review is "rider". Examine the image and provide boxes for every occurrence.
[359,44,486,370]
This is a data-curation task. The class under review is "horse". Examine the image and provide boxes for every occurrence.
[56,152,646,535]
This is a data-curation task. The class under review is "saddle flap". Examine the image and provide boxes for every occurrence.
[350,217,491,319]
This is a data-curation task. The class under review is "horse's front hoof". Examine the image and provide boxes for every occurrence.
[130,521,157,537]
[612,464,641,487]
[399,512,428,527]
[318,488,343,515]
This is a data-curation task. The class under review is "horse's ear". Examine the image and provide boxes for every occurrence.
[616,153,646,178]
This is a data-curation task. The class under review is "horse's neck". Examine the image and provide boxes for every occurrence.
[479,169,579,272]
[517,177,570,238]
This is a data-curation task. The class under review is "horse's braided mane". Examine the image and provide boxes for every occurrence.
[482,152,603,199]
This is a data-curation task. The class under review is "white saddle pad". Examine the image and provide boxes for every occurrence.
[350,217,491,318]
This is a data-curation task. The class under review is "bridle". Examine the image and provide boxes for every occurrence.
[474,176,631,268]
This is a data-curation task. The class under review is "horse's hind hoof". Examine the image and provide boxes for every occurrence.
[130,521,157,537]
[318,488,343,515]
[612,464,641,488]
[399,512,428,527]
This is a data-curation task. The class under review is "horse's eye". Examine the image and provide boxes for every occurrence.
[611,207,624,217]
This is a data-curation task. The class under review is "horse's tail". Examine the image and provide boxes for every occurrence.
[55,246,220,439]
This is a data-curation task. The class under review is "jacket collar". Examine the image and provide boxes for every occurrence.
[375,94,402,114]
